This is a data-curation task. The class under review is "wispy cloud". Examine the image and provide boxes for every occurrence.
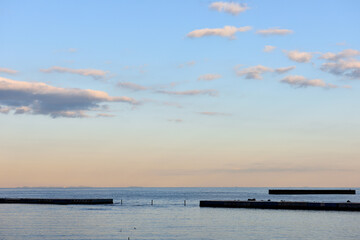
[117,82,148,91]
[0,77,137,118]
[263,45,276,52]
[256,27,293,36]
[319,49,360,61]
[280,75,349,89]
[235,65,273,79]
[97,113,116,118]
[209,2,249,15]
[284,50,313,63]
[178,61,196,68]
[275,66,296,74]
[321,59,360,79]
[40,66,109,80]
[157,89,218,97]
[318,49,360,79]
[168,119,183,123]
[187,25,252,39]
[0,67,18,75]
[198,112,230,116]
[198,74,222,81]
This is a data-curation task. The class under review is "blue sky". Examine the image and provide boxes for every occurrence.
[1,0,360,187]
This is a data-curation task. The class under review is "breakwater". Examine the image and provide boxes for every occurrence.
[0,198,113,205]
[268,189,356,195]
[200,200,360,211]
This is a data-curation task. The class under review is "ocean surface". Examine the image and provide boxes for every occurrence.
[1,187,360,240]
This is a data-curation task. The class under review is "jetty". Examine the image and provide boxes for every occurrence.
[200,200,360,211]
[269,189,356,195]
[0,198,113,205]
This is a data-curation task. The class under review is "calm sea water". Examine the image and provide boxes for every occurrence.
[1,187,360,240]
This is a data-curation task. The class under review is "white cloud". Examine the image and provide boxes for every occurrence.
[40,66,109,79]
[321,59,360,79]
[117,82,148,91]
[275,66,296,74]
[209,2,249,15]
[256,27,293,36]
[157,89,218,97]
[235,65,273,79]
[285,50,313,63]
[319,49,360,61]
[198,74,222,81]
[187,25,252,39]
[0,77,137,118]
[0,67,18,75]
[263,45,276,52]
[280,75,349,89]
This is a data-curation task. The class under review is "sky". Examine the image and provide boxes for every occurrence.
[1,0,360,187]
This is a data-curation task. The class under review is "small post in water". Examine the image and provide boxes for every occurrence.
[151,200,153,205]
[184,200,186,206]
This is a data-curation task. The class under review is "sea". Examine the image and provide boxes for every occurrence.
[1,187,360,240]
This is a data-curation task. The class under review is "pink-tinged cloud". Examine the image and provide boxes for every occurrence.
[281,75,349,89]
[319,49,360,61]
[198,74,222,81]
[0,106,10,114]
[199,112,230,116]
[97,113,116,118]
[209,2,249,15]
[187,25,252,39]
[0,67,18,75]
[157,89,218,97]
[235,65,273,79]
[275,66,296,74]
[285,50,313,63]
[321,59,360,79]
[0,77,137,118]
[40,66,109,79]
[263,45,276,52]
[256,27,293,36]
[117,82,148,91]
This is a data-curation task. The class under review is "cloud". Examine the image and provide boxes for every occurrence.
[275,66,296,74]
[157,89,218,97]
[263,45,276,52]
[319,49,360,61]
[320,59,360,79]
[198,112,230,116]
[209,2,249,15]
[280,75,349,89]
[187,25,252,39]
[168,119,183,123]
[68,48,77,53]
[0,106,11,114]
[97,113,116,118]
[178,61,196,68]
[197,74,222,81]
[0,67,18,75]
[0,77,137,118]
[40,66,109,79]
[284,50,313,63]
[235,65,273,79]
[256,27,293,36]
[117,82,148,91]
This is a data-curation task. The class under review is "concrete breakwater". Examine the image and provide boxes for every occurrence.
[200,200,360,211]
[269,189,356,195]
[0,198,113,205]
